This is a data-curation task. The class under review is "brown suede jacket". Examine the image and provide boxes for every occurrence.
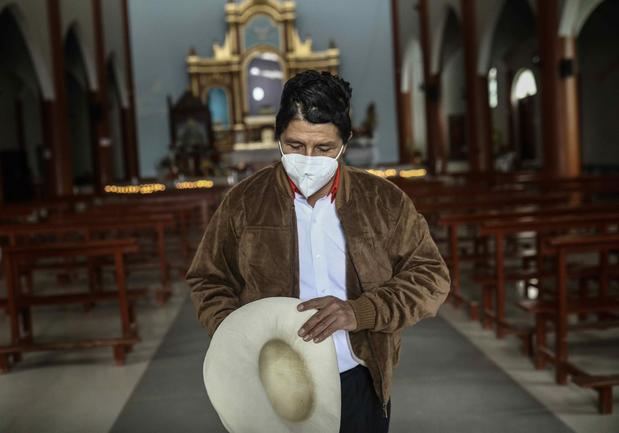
[186,160,450,409]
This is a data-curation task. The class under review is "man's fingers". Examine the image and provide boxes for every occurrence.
[297,296,333,312]
[303,315,337,342]
[314,321,341,343]
[298,304,336,338]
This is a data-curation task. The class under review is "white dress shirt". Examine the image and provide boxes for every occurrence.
[294,191,364,373]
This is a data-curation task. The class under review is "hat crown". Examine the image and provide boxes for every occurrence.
[259,339,315,422]
[203,297,341,432]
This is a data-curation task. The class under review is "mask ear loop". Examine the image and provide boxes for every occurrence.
[278,140,285,157]
[337,132,351,160]
[335,143,346,160]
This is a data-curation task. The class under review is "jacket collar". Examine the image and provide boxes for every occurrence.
[274,159,351,209]
[286,165,341,203]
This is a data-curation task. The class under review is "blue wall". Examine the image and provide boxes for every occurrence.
[129,0,398,177]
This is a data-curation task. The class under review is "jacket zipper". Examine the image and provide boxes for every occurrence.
[338,207,389,418]
[290,203,299,298]
[367,333,389,418]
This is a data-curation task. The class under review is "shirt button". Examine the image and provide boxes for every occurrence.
[316,254,321,259]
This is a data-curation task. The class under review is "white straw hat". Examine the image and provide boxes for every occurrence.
[203,297,341,433]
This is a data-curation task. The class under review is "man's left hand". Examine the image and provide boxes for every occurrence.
[297,296,358,343]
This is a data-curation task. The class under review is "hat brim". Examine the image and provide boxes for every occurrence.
[203,297,341,433]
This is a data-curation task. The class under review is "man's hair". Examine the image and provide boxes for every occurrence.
[275,70,353,143]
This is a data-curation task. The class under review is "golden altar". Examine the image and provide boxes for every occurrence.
[185,0,340,157]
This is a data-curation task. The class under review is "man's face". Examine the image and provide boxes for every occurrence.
[280,119,345,158]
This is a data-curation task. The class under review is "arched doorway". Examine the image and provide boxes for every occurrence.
[0,7,45,203]
[487,0,540,170]
[511,68,539,163]
[64,26,95,192]
[578,0,619,172]
[439,8,467,171]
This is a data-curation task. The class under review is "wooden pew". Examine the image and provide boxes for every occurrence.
[417,193,570,215]
[573,375,619,415]
[104,185,227,229]
[0,189,223,311]
[416,191,570,315]
[525,233,619,414]
[395,181,576,317]
[439,203,619,318]
[477,211,619,338]
[0,239,142,371]
[94,190,224,260]
[82,201,203,260]
[0,202,72,224]
[395,174,619,211]
[0,215,175,304]
[0,195,96,223]
[120,192,218,227]
[432,172,619,192]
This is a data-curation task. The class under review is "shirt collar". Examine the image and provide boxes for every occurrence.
[287,165,341,203]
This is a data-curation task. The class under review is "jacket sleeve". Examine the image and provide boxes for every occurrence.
[348,194,450,334]
[186,193,244,337]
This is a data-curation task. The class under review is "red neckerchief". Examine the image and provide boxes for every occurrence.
[287,165,341,203]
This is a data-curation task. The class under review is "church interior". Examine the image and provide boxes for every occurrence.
[0,0,618,431]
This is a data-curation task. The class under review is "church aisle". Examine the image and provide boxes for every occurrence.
[110,297,575,433]
[109,297,224,433]
[391,306,574,433]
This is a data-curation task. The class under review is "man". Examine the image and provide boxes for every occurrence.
[187,70,450,433]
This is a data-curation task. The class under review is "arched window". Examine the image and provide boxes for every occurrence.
[488,67,498,108]
[207,87,230,128]
[511,69,537,103]
[246,52,283,116]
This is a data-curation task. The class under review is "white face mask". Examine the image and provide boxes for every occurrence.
[279,140,345,198]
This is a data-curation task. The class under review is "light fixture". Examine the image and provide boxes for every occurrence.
[252,86,265,101]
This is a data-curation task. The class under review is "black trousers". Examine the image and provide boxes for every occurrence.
[339,365,391,433]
